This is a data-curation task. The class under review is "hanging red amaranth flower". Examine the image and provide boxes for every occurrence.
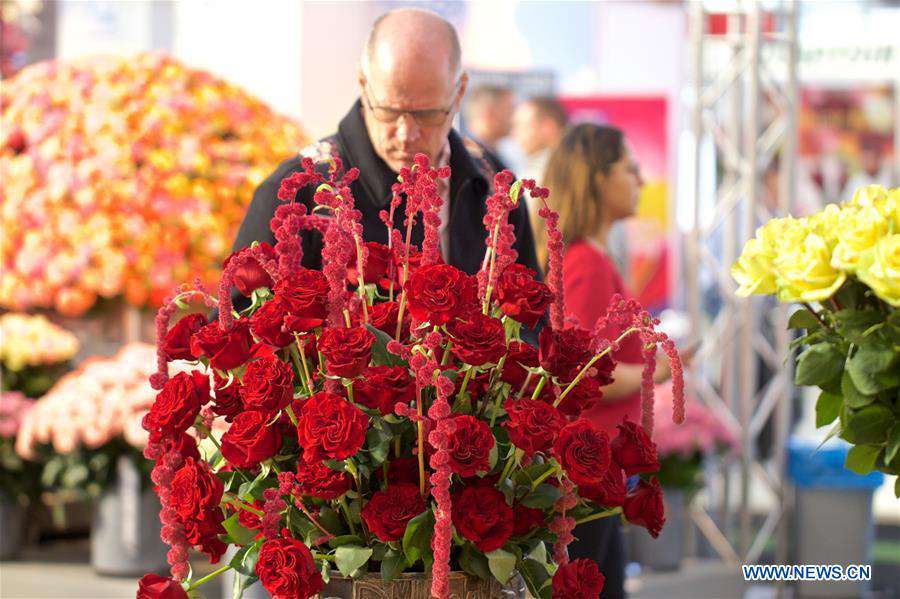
[550,477,578,566]
[534,186,564,329]
[477,170,519,306]
[150,284,217,390]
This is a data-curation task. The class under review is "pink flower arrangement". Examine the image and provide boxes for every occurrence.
[652,384,737,458]
[0,53,308,316]
[0,391,33,439]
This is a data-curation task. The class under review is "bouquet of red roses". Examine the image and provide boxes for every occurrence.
[136,154,684,599]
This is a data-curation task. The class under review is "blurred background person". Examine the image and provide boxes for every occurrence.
[512,95,568,186]
[461,83,516,168]
[535,123,682,599]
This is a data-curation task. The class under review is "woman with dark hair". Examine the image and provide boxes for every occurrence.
[534,123,676,598]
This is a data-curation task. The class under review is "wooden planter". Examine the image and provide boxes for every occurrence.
[320,572,503,598]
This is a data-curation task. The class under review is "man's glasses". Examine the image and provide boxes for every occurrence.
[362,80,460,127]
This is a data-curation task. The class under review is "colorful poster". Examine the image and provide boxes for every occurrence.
[559,96,671,312]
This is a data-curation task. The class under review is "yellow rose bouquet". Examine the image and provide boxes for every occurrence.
[732,185,900,492]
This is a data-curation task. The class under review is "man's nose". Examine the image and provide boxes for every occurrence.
[395,114,420,143]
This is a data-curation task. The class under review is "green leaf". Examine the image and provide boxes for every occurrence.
[366,324,406,367]
[815,391,842,428]
[787,309,821,331]
[509,179,523,204]
[327,534,364,549]
[885,424,900,465]
[519,558,552,599]
[844,444,882,475]
[229,543,260,577]
[317,507,344,535]
[365,425,392,465]
[222,512,258,546]
[894,477,900,498]
[335,545,372,577]
[842,404,894,444]
[458,543,491,581]
[380,550,408,583]
[486,548,517,585]
[521,484,562,509]
[834,309,883,344]
[795,343,844,387]
[527,540,547,564]
[847,341,896,395]
[841,371,875,409]
[401,509,434,566]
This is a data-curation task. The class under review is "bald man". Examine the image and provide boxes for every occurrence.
[231,8,540,280]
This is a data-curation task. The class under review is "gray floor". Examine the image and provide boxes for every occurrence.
[0,540,758,599]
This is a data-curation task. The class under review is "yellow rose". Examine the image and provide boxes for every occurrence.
[851,184,887,207]
[830,205,888,272]
[855,234,900,307]
[807,203,842,246]
[732,237,777,296]
[773,229,846,303]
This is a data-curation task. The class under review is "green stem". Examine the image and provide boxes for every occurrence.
[530,375,548,401]
[313,552,336,561]
[530,463,559,491]
[455,368,474,405]
[575,507,622,525]
[225,496,265,517]
[187,564,232,591]
[482,221,502,313]
[498,448,521,485]
[338,497,357,536]
[285,404,298,426]
[289,342,310,396]
[556,326,640,405]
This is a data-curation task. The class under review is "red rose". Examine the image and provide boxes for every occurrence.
[190,319,254,371]
[354,365,414,415]
[405,264,477,326]
[454,371,492,404]
[296,392,368,461]
[611,420,660,476]
[250,298,295,347]
[221,410,282,469]
[445,415,494,477]
[182,516,227,562]
[211,373,243,422]
[452,485,513,552]
[273,269,328,331]
[256,536,324,599]
[624,476,666,538]
[446,314,506,366]
[236,499,265,530]
[552,558,606,599]
[240,356,294,414]
[389,245,434,287]
[169,457,223,517]
[347,241,391,285]
[496,264,553,328]
[142,371,209,441]
[579,463,627,508]
[368,301,410,339]
[318,326,375,378]
[294,460,352,500]
[500,341,539,388]
[223,242,276,296]
[539,326,596,382]
[136,574,188,599]
[512,504,545,537]
[161,313,207,361]
[163,431,201,461]
[361,483,426,542]
[554,377,604,419]
[503,398,565,456]
[553,419,610,486]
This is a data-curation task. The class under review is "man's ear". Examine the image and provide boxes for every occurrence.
[357,67,367,93]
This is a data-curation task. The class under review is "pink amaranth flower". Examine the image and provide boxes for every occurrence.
[534,187,564,329]
[477,170,519,305]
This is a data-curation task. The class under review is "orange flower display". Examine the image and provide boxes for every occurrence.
[0,52,307,316]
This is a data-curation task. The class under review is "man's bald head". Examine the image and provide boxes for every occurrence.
[361,8,461,82]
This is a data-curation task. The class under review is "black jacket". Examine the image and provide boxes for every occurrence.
[231,100,540,278]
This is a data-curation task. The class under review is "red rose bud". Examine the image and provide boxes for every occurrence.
[273,269,328,330]
[161,313,207,361]
[503,398,565,457]
[538,326,595,382]
[405,264,477,326]
[347,241,391,285]
[136,573,188,599]
[554,377,604,419]
[296,392,368,461]
[624,477,666,538]
[250,298,296,347]
[496,264,553,328]
[552,419,611,486]
[446,314,506,366]
[223,242,276,296]
[190,319,253,371]
[445,415,494,477]
[368,301,410,339]
[451,485,513,552]
[221,410,282,469]
[318,326,375,378]
[240,356,295,415]
[361,483,427,542]
[512,504,546,537]
[578,463,627,508]
[611,419,660,476]
[354,365,414,415]
[551,558,606,599]
[294,460,352,500]
[500,341,539,387]
[236,499,265,530]
[256,536,324,599]
[142,371,209,441]
[210,373,244,422]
